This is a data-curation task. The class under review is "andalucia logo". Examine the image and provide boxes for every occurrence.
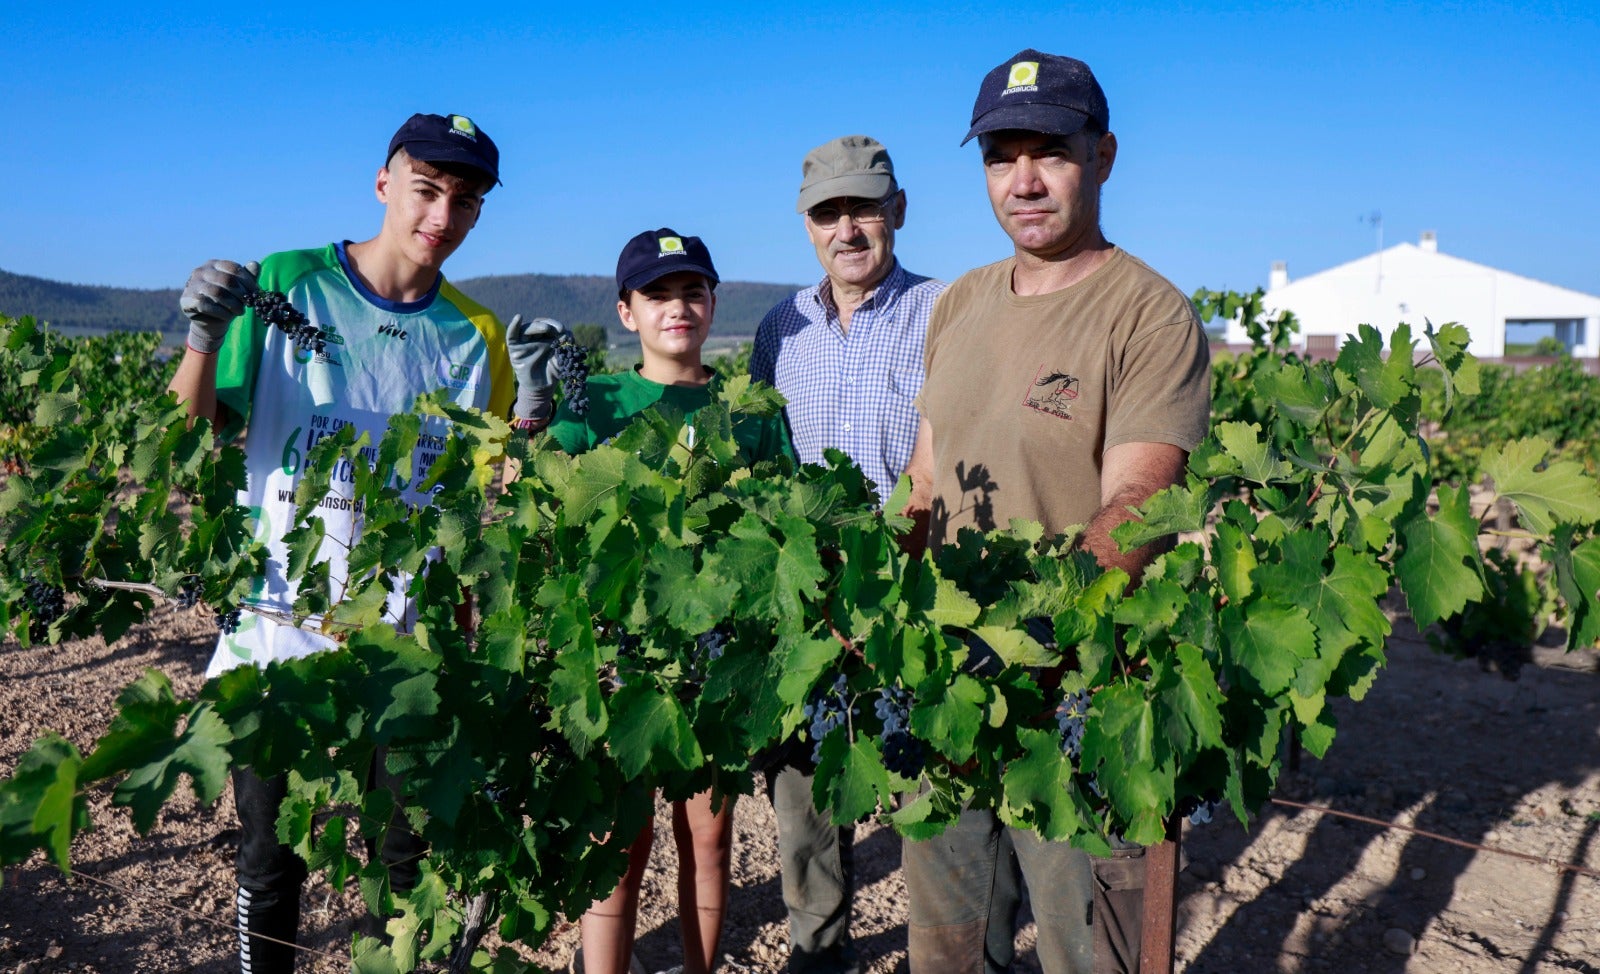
[1006,61,1039,92]
[449,115,478,140]
[658,236,685,257]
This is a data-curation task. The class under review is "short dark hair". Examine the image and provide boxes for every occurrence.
[387,146,495,197]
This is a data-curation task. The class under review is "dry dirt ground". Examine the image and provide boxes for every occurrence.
[2,606,1597,974]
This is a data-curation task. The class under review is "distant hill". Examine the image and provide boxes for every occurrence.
[0,268,184,336]
[0,266,805,341]
[454,273,803,339]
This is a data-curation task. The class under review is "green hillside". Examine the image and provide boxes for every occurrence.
[0,268,184,336]
[0,267,804,341]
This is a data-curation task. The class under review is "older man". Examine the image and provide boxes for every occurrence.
[903,51,1212,973]
[750,135,946,974]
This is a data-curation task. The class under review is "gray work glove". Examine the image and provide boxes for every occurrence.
[180,259,260,354]
[505,314,571,420]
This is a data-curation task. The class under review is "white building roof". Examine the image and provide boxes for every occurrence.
[1227,233,1600,357]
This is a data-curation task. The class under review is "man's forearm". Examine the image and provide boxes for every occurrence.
[1079,487,1174,582]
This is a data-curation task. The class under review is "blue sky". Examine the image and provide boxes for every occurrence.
[4,1,1597,307]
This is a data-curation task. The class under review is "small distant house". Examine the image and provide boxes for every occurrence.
[1227,232,1600,359]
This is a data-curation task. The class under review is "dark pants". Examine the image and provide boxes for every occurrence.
[232,754,423,973]
[902,807,1145,974]
[766,763,861,974]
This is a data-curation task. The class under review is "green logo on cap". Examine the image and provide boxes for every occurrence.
[1007,62,1039,88]
[450,115,478,140]
[658,236,685,256]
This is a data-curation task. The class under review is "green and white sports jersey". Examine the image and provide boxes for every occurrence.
[206,243,513,678]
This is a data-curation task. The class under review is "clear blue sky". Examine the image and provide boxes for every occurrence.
[5,1,1597,305]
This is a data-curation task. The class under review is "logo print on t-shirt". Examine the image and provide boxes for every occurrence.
[1024,366,1079,420]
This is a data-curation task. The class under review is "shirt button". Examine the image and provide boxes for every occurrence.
[844,423,853,432]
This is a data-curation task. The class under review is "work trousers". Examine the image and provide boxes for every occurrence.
[232,754,423,973]
[902,807,1146,974]
[766,762,862,974]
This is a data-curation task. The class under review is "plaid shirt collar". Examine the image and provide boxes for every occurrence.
[810,260,911,328]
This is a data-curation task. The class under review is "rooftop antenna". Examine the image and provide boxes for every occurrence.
[1360,210,1383,292]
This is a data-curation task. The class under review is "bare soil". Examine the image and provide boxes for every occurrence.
[2,606,1597,974]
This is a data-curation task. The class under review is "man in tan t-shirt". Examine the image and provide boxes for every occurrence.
[903,49,1211,974]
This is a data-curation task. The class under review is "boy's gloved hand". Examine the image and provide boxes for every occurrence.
[180,259,260,354]
[505,314,571,421]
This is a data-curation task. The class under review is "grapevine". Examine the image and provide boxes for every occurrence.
[242,288,331,356]
[22,575,66,643]
[554,334,590,415]
[2,302,1598,974]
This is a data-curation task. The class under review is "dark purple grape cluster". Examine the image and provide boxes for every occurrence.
[218,607,242,634]
[874,685,925,777]
[1055,687,1091,761]
[803,673,855,762]
[175,580,202,610]
[554,335,590,415]
[1177,790,1223,826]
[244,289,329,355]
[695,626,729,663]
[23,576,65,641]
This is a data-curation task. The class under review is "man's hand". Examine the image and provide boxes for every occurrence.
[180,259,260,355]
[505,314,571,421]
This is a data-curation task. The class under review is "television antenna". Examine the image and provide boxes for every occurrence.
[1360,210,1383,292]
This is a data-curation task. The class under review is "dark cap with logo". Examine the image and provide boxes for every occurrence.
[616,228,720,294]
[387,113,502,186]
[962,50,1109,145]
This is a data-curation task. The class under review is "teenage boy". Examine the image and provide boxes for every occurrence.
[550,228,791,974]
[170,112,562,973]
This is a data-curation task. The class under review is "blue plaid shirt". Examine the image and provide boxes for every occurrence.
[751,261,946,502]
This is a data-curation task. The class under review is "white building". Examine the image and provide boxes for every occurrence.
[1228,232,1600,358]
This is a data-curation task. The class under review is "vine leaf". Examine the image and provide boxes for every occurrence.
[1482,437,1600,536]
[607,683,703,777]
[1220,599,1317,696]
[999,728,1087,841]
[1550,528,1600,650]
[1213,422,1292,485]
[1396,483,1485,629]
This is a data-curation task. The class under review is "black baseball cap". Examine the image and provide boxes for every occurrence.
[616,228,720,294]
[386,113,502,186]
[962,50,1110,145]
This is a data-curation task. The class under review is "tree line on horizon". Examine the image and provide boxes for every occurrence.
[0,267,802,342]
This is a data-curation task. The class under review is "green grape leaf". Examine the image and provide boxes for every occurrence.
[1256,357,1335,426]
[111,703,234,833]
[1220,600,1316,696]
[608,683,705,777]
[1080,683,1171,845]
[911,673,987,764]
[1213,422,1292,485]
[1153,643,1225,752]
[712,512,827,623]
[999,727,1087,842]
[1482,437,1600,536]
[1396,483,1484,629]
[1550,528,1600,650]
[814,737,893,824]
[642,544,738,634]
[1336,323,1413,410]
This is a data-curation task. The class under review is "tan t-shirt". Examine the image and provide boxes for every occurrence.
[917,248,1211,548]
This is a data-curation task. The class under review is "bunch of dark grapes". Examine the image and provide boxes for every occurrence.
[874,685,925,777]
[696,626,729,663]
[1177,790,1222,826]
[23,576,66,641]
[1055,687,1092,761]
[244,289,330,356]
[175,580,202,610]
[217,607,242,635]
[553,335,590,416]
[803,673,855,762]
[618,631,642,659]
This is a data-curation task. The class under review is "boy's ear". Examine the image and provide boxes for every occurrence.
[617,297,641,334]
[375,165,392,204]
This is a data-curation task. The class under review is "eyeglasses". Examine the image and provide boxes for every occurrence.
[806,194,897,229]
